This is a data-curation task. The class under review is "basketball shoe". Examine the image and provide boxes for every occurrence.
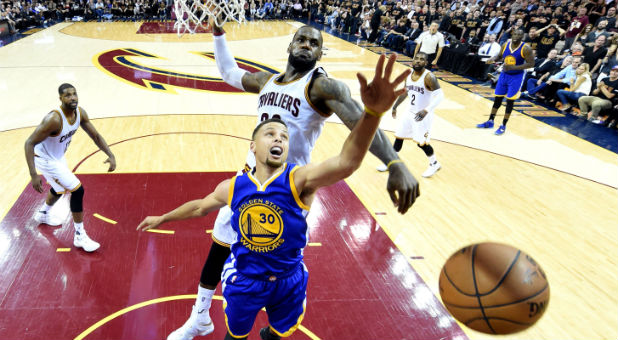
[73,231,100,252]
[422,161,441,178]
[376,164,388,172]
[494,125,506,135]
[34,211,63,226]
[167,305,214,340]
[476,120,494,129]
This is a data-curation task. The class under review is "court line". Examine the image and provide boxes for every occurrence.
[73,294,321,340]
[146,229,174,234]
[93,213,117,224]
[56,248,71,252]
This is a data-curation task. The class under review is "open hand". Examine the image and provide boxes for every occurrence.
[356,54,411,114]
[137,216,165,231]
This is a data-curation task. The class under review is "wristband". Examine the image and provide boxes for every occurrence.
[387,159,403,169]
[364,106,384,117]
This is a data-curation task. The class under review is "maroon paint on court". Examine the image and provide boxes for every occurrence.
[0,173,466,340]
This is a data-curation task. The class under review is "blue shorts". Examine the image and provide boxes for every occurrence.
[495,72,525,100]
[221,260,308,338]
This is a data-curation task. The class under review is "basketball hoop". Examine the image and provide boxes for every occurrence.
[173,0,246,35]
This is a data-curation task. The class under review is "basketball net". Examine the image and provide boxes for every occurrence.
[173,0,246,35]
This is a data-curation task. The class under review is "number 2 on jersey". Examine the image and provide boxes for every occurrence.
[261,113,282,121]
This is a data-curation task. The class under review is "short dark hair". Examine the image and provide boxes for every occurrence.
[252,118,287,140]
[416,51,429,60]
[58,83,75,95]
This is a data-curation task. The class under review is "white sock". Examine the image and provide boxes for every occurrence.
[40,203,52,213]
[74,222,84,235]
[195,286,214,323]
[428,155,437,164]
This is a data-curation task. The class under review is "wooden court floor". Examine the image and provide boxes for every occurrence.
[0,21,616,339]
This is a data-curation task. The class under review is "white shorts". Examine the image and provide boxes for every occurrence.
[34,156,81,194]
[395,110,434,145]
[212,205,238,246]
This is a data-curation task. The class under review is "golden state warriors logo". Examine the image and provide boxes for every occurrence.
[238,200,285,252]
[504,55,516,65]
[93,48,279,94]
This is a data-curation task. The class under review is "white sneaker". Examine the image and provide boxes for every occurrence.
[376,164,388,172]
[73,231,100,252]
[422,161,441,178]
[167,306,214,340]
[34,211,62,226]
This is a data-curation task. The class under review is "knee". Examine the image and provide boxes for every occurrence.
[70,185,84,212]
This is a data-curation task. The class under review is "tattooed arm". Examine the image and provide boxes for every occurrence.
[309,75,420,214]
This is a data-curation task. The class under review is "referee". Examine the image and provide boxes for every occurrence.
[414,21,445,68]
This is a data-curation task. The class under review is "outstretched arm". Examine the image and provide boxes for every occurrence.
[311,64,420,213]
[211,17,273,93]
[295,54,411,210]
[79,108,116,172]
[137,179,230,231]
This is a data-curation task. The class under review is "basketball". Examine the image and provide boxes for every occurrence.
[439,242,550,334]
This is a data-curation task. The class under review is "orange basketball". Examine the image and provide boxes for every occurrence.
[439,242,550,334]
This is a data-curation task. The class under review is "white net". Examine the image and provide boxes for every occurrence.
[173,0,246,35]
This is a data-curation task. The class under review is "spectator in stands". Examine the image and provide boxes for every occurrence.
[597,6,616,28]
[598,44,618,81]
[583,19,611,47]
[578,65,618,122]
[367,4,383,42]
[382,17,409,50]
[583,35,608,76]
[415,20,445,67]
[461,9,481,40]
[535,24,565,59]
[564,7,589,51]
[524,55,580,99]
[486,9,503,37]
[556,62,592,113]
[403,19,422,56]
[523,48,560,90]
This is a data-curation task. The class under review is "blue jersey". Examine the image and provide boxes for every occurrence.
[228,163,310,277]
[502,40,527,75]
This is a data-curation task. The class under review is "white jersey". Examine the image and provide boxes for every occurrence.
[406,69,433,113]
[244,67,331,168]
[34,107,81,160]
[396,69,437,144]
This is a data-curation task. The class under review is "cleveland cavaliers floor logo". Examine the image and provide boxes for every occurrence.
[93,48,279,93]
[239,202,285,252]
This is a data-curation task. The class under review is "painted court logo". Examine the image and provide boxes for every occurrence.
[238,200,285,252]
[93,48,279,93]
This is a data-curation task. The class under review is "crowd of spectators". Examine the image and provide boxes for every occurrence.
[0,0,170,31]
[2,0,618,127]
[300,0,618,127]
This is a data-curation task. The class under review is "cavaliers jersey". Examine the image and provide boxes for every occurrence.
[34,107,81,160]
[406,69,434,113]
[245,67,331,169]
[228,163,310,276]
[501,40,527,75]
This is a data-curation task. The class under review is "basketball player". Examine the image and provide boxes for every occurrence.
[376,52,444,178]
[164,22,421,340]
[477,29,534,135]
[137,53,410,340]
[24,83,117,252]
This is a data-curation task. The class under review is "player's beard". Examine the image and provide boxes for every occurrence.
[413,64,425,72]
[288,54,317,73]
[266,156,284,168]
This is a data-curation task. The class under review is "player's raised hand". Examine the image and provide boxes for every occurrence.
[357,54,411,115]
[208,11,225,34]
[137,216,164,231]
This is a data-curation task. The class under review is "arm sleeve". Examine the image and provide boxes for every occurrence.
[425,88,444,112]
[214,34,247,91]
